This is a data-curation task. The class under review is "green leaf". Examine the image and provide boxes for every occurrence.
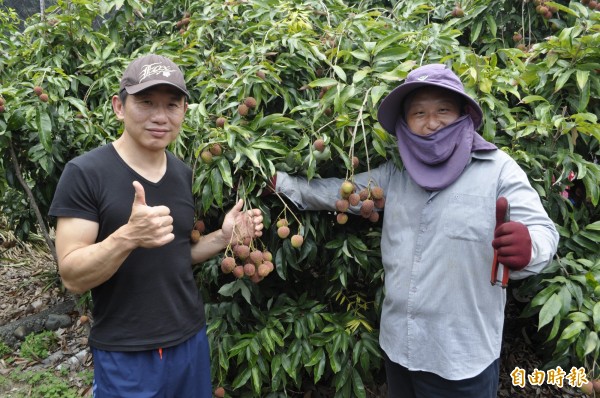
[352,68,371,84]
[531,284,562,307]
[370,85,387,107]
[554,69,575,92]
[64,97,89,116]
[559,321,586,342]
[347,234,368,251]
[520,95,548,104]
[584,331,598,356]
[484,13,497,37]
[6,110,25,131]
[538,293,561,330]
[218,343,229,371]
[332,65,347,82]
[593,301,600,332]
[216,157,233,188]
[239,282,252,304]
[373,33,406,55]
[251,366,261,395]
[568,311,590,323]
[234,145,260,169]
[228,338,251,357]
[101,41,116,60]
[201,183,212,213]
[582,172,599,206]
[315,351,326,383]
[271,355,282,390]
[36,110,52,153]
[586,221,600,231]
[309,78,338,88]
[256,114,295,129]
[306,347,324,367]
[231,367,252,389]
[352,340,363,365]
[544,314,561,343]
[250,140,289,155]
[576,70,590,91]
[281,353,294,378]
[470,21,482,43]
[329,351,341,373]
[210,167,223,207]
[350,50,370,62]
[352,368,367,398]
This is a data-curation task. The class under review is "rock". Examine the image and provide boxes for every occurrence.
[56,348,90,371]
[13,324,30,340]
[0,299,76,347]
[45,314,72,331]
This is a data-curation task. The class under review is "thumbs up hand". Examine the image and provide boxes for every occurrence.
[127,181,174,248]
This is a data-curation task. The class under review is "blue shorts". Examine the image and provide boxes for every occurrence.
[92,327,212,398]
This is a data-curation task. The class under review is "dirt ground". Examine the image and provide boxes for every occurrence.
[0,230,590,397]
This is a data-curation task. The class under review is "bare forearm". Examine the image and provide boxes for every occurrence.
[58,228,136,294]
[190,229,230,264]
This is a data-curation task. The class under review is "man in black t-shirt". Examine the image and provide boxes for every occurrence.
[49,54,263,397]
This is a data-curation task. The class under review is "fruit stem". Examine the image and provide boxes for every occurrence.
[357,89,372,176]
[316,118,337,134]
[272,190,303,228]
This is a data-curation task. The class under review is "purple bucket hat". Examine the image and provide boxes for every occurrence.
[377,64,483,132]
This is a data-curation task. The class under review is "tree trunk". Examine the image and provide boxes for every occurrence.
[8,141,58,269]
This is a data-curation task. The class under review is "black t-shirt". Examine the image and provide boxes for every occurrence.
[49,143,205,351]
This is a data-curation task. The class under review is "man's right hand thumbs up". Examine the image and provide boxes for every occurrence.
[132,180,148,207]
[127,181,174,248]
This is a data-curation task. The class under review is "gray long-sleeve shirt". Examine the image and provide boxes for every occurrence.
[275,149,558,380]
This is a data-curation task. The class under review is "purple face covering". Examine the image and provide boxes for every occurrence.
[396,115,496,191]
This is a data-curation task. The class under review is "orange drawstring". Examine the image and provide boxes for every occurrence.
[158,348,163,360]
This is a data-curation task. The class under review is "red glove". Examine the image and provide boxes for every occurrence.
[491,198,532,271]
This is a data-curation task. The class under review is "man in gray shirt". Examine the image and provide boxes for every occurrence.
[273,63,558,397]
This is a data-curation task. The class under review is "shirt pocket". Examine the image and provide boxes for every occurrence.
[442,193,493,242]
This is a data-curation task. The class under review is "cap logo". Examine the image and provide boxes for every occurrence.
[139,62,177,83]
[417,75,428,81]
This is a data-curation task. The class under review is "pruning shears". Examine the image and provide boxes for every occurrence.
[491,198,511,288]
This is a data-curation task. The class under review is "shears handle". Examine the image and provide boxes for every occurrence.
[491,198,510,288]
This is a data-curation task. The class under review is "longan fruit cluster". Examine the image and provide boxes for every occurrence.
[176,11,191,34]
[237,96,257,117]
[275,218,304,248]
[33,86,49,102]
[222,238,275,284]
[336,180,385,224]
[533,0,558,18]
[200,143,224,164]
[190,219,205,243]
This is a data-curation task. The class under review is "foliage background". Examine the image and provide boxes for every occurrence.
[0,0,599,396]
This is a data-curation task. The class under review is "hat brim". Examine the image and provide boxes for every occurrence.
[124,80,190,98]
[377,81,483,133]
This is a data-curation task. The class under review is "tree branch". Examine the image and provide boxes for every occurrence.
[8,140,58,270]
